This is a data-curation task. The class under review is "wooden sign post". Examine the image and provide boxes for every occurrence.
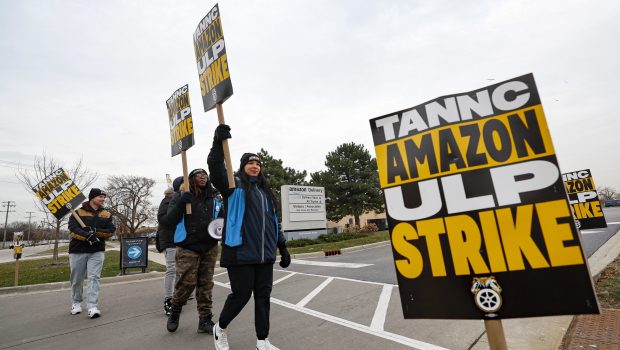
[216,103,235,189]
[485,320,508,350]
[181,150,192,213]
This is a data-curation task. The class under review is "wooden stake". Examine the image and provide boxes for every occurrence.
[68,206,86,228]
[484,319,508,350]
[181,150,192,214]
[14,258,19,287]
[216,103,236,189]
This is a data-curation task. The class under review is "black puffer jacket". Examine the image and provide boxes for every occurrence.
[156,191,176,251]
[160,186,223,254]
[68,201,116,254]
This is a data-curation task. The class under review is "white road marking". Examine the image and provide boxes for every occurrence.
[274,268,396,287]
[606,221,620,224]
[273,272,296,285]
[213,271,228,277]
[296,277,334,307]
[370,284,393,331]
[581,230,604,234]
[291,259,372,268]
[213,280,449,350]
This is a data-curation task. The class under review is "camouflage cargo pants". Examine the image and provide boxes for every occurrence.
[172,245,218,317]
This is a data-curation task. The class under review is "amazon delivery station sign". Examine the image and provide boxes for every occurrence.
[369,74,599,319]
[281,185,327,240]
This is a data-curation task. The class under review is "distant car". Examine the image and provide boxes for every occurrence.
[604,199,620,207]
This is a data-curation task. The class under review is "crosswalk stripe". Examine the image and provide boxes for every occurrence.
[273,272,296,285]
[291,259,372,268]
[370,284,393,331]
[296,277,334,307]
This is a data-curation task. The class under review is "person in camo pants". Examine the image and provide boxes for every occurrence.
[160,168,224,334]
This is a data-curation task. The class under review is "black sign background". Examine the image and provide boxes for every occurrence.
[32,168,86,220]
[562,169,607,229]
[369,74,599,319]
[121,237,148,269]
[194,3,233,111]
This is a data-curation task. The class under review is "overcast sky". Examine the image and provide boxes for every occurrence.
[1,0,619,225]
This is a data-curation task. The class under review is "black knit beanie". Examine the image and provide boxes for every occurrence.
[88,188,106,201]
[239,153,261,171]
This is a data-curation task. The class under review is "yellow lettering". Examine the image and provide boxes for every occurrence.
[392,222,424,279]
[479,210,507,272]
[496,205,549,270]
[417,218,447,277]
[536,200,584,266]
[445,215,490,275]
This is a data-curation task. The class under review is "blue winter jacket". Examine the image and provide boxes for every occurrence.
[208,146,286,266]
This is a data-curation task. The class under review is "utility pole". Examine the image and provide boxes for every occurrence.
[25,212,35,245]
[2,201,16,249]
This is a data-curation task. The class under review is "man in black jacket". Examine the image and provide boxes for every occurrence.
[161,169,223,334]
[67,188,116,319]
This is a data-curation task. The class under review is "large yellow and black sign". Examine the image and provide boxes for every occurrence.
[562,169,607,229]
[32,168,86,220]
[166,84,195,157]
[369,74,598,319]
[194,3,233,112]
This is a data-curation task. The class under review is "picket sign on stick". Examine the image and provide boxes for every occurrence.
[66,203,86,228]
[484,320,508,350]
[181,150,192,214]
[14,259,19,286]
[216,103,235,189]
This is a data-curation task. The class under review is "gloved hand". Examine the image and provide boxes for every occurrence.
[86,232,100,245]
[279,245,291,268]
[180,191,194,204]
[214,124,231,142]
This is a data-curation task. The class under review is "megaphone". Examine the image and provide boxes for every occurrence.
[208,218,224,240]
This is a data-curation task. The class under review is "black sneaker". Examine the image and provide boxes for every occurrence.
[166,307,181,332]
[164,298,172,316]
[198,314,215,334]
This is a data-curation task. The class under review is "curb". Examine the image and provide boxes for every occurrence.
[0,271,165,297]
[290,240,390,259]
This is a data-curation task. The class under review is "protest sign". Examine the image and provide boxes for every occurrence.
[562,169,607,229]
[194,3,236,188]
[166,84,195,157]
[369,74,598,320]
[32,168,86,221]
[194,3,233,112]
[166,84,195,213]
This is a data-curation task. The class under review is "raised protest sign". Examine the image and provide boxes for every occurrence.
[194,3,233,112]
[166,84,195,157]
[369,74,598,320]
[32,168,86,221]
[562,169,607,229]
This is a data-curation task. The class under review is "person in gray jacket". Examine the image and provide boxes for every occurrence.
[156,177,183,315]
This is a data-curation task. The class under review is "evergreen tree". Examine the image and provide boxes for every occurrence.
[257,148,307,211]
[310,143,383,226]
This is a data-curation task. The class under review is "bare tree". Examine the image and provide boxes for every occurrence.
[105,175,156,236]
[16,152,97,263]
[598,186,617,201]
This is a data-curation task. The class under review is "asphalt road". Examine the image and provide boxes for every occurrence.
[0,207,618,349]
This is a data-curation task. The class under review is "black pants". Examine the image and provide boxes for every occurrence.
[219,264,273,339]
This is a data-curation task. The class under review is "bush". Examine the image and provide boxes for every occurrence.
[343,225,360,233]
[360,223,379,233]
[286,238,316,248]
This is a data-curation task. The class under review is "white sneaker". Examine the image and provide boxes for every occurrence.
[87,307,101,318]
[71,303,82,315]
[213,323,229,350]
[256,338,280,350]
